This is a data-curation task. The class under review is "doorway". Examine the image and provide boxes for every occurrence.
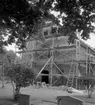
[41,70,49,84]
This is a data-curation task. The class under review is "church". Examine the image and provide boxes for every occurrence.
[19,21,95,89]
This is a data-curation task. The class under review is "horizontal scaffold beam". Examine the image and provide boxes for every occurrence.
[37,73,87,78]
[78,76,95,80]
[81,51,95,58]
[77,60,95,63]
[36,73,68,78]
[38,73,64,76]
[17,45,76,53]
[37,73,95,80]
[33,59,93,63]
[32,60,95,65]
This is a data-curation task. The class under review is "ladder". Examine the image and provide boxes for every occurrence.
[66,60,75,88]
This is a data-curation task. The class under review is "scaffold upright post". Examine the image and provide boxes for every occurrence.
[50,36,55,86]
[75,39,80,89]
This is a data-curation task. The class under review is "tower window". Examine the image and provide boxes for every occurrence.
[51,27,57,34]
[44,30,48,36]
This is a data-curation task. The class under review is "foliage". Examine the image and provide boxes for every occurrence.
[52,0,95,43]
[0,35,6,53]
[0,0,55,49]
[2,50,17,78]
[6,63,34,88]
[5,50,16,64]
[0,0,95,48]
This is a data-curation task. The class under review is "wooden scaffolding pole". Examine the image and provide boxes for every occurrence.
[50,36,55,86]
[86,46,88,74]
[75,40,80,89]
[36,57,51,79]
[50,56,53,86]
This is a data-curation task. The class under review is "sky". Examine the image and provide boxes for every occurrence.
[5,43,17,52]
[83,34,95,48]
[5,43,21,57]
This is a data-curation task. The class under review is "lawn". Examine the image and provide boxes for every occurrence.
[0,82,95,105]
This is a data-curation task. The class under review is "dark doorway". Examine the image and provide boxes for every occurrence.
[41,70,49,84]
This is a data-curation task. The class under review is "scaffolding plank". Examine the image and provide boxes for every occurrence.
[33,59,95,64]
[17,46,76,53]
[38,73,63,76]
[79,76,95,80]
[36,73,68,78]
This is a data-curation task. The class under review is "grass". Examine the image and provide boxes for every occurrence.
[0,83,95,105]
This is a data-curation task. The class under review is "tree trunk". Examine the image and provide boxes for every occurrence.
[1,76,4,88]
[14,86,20,102]
[87,88,93,98]
[11,80,15,97]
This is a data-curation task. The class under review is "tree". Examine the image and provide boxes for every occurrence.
[2,50,17,84]
[0,44,7,88]
[6,50,16,64]
[6,63,35,101]
[0,0,95,48]
[0,0,55,49]
[83,79,95,98]
[52,0,95,43]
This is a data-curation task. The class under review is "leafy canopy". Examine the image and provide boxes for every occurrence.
[52,0,95,42]
[0,0,95,48]
[6,63,34,87]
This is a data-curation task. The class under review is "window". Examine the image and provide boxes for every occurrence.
[57,27,61,33]
[51,27,57,34]
[44,30,48,36]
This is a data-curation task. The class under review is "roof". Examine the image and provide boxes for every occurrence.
[79,39,95,54]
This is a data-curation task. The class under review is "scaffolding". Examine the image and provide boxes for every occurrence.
[18,36,95,89]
